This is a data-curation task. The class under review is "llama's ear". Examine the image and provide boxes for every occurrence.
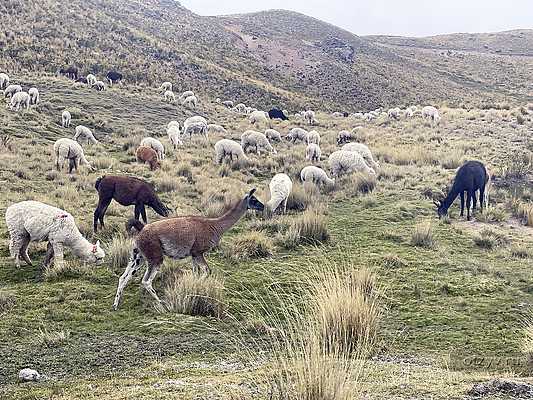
[249,188,256,197]
[96,240,101,247]
[433,200,441,207]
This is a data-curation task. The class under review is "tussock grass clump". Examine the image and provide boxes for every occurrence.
[282,210,330,248]
[501,151,532,179]
[225,231,274,260]
[91,156,114,170]
[411,221,435,248]
[473,228,509,249]
[510,244,531,259]
[348,173,376,194]
[380,253,406,269]
[0,291,16,314]
[516,202,533,227]
[38,328,70,348]
[286,184,312,212]
[108,235,134,271]
[176,162,193,182]
[155,175,179,193]
[163,270,225,318]
[523,320,533,367]
[475,206,507,223]
[310,267,380,354]
[440,151,464,169]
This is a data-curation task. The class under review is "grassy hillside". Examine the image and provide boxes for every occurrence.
[0,1,526,112]
[0,74,533,398]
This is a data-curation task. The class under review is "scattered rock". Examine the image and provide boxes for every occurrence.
[468,379,533,398]
[18,368,40,382]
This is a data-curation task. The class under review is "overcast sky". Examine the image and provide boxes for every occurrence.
[180,0,533,37]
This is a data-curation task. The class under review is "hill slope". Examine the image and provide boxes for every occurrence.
[1,1,527,111]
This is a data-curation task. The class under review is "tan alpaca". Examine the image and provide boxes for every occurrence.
[136,146,160,170]
[112,189,265,310]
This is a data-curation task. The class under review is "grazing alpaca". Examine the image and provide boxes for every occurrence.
[112,189,264,310]
[136,146,161,170]
[93,175,171,232]
[435,160,490,221]
[5,201,105,270]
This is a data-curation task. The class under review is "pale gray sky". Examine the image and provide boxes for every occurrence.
[180,0,533,37]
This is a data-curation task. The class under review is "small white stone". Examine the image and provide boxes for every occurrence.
[19,368,40,382]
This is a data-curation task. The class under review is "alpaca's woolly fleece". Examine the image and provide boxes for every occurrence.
[388,107,401,119]
[221,100,234,108]
[167,125,183,149]
[337,130,354,145]
[182,95,198,109]
[241,130,276,155]
[233,103,247,113]
[53,138,92,172]
[306,130,320,145]
[300,165,335,186]
[422,106,441,124]
[303,110,316,125]
[140,137,165,160]
[93,81,106,91]
[214,139,248,164]
[342,142,380,170]
[305,143,321,162]
[74,125,98,145]
[28,87,39,105]
[160,81,172,92]
[248,110,269,126]
[179,90,195,103]
[5,201,104,269]
[265,129,281,142]
[62,110,72,128]
[136,146,160,170]
[167,120,180,131]
[0,73,9,90]
[207,124,227,135]
[4,84,22,98]
[86,74,97,86]
[9,91,30,111]
[287,127,308,143]
[328,150,375,177]
[164,90,175,103]
[267,173,292,213]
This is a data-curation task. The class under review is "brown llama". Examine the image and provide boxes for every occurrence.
[93,175,170,232]
[112,188,264,310]
[136,146,160,170]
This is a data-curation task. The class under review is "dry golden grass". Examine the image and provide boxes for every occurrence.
[38,328,71,348]
[224,231,274,260]
[282,210,330,248]
[107,235,134,271]
[411,221,435,248]
[163,270,226,318]
[524,320,533,366]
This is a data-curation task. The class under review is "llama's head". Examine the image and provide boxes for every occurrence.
[245,188,264,212]
[434,199,447,219]
[84,240,105,265]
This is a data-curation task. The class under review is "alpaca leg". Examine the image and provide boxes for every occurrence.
[42,242,54,269]
[192,254,211,276]
[19,236,32,266]
[113,248,144,310]
[459,192,465,217]
[51,242,65,270]
[141,263,163,305]
[283,197,289,214]
[472,191,478,212]
[9,234,24,268]
[479,186,486,212]
[94,197,112,232]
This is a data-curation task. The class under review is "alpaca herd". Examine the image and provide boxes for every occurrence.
[3,71,494,313]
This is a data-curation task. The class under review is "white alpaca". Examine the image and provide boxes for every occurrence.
[329,150,375,178]
[342,143,380,170]
[207,124,227,135]
[164,90,175,103]
[28,88,40,105]
[287,127,308,143]
[249,110,269,126]
[268,173,292,214]
[160,81,172,93]
[300,166,335,186]
[140,137,165,160]
[167,125,183,149]
[5,201,104,270]
[241,130,276,155]
[9,91,30,111]
[0,73,9,90]
[305,143,321,162]
[265,129,281,142]
[3,84,22,98]
[182,95,198,109]
[74,125,98,145]
[86,74,97,86]
[179,90,195,103]
[303,110,317,125]
[306,130,320,145]
[422,106,441,125]
[214,139,248,164]
[62,110,72,128]
[53,138,92,173]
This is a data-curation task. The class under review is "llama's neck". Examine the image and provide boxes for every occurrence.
[211,199,247,236]
[267,197,283,213]
[442,180,462,211]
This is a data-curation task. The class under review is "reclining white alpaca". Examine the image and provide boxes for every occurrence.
[5,201,105,270]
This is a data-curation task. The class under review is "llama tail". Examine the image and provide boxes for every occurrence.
[485,170,492,209]
[95,176,105,191]
[126,219,145,235]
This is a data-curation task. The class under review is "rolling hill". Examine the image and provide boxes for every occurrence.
[1,0,530,112]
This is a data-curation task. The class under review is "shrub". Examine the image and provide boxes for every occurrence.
[224,231,274,260]
[501,151,532,179]
[475,206,508,223]
[473,229,509,249]
[510,245,531,259]
[163,270,225,318]
[411,222,435,248]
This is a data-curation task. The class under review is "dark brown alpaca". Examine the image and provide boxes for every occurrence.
[93,175,170,232]
[136,146,161,170]
[112,189,264,310]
